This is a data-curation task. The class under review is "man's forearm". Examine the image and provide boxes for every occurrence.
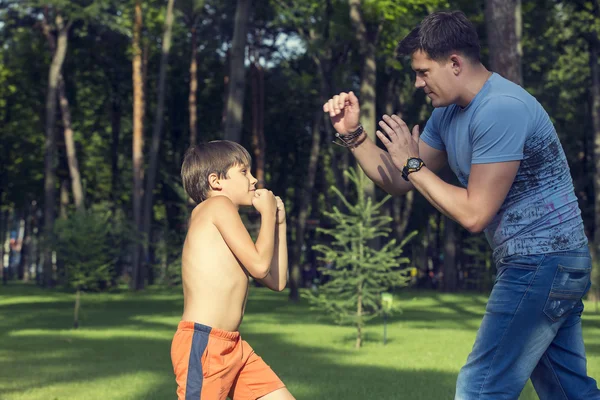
[350,134,414,196]
[408,167,481,232]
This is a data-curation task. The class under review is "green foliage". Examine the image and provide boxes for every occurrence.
[461,233,493,291]
[303,168,415,345]
[1,0,599,295]
[52,210,131,291]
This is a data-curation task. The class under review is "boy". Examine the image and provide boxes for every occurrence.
[171,140,295,400]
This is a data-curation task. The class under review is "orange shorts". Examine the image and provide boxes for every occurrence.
[171,321,285,400]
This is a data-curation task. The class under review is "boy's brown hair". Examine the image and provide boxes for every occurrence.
[181,140,252,204]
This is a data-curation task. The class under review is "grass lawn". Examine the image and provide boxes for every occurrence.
[1,283,599,400]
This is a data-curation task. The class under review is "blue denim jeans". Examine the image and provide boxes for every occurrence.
[455,246,600,399]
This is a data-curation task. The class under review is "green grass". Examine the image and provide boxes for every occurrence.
[1,284,599,400]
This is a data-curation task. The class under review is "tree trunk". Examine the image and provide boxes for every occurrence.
[142,0,176,289]
[131,0,145,290]
[384,69,414,240]
[485,0,523,85]
[356,280,363,349]
[589,35,600,304]
[17,213,26,280]
[29,201,40,283]
[392,191,413,240]
[288,40,330,300]
[42,13,69,288]
[189,24,199,146]
[21,210,32,282]
[0,207,5,285]
[348,0,378,201]
[223,0,251,142]
[328,124,349,200]
[289,108,323,301]
[250,61,265,188]
[110,94,121,209]
[57,76,84,212]
[41,11,83,213]
[384,70,400,116]
[74,288,81,329]
[442,216,458,292]
[60,179,69,219]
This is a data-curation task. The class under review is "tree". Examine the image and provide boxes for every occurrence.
[442,216,458,291]
[591,27,600,306]
[348,0,378,200]
[304,168,415,348]
[42,9,70,287]
[131,0,145,290]
[270,0,341,300]
[40,12,85,213]
[223,0,251,142]
[53,210,121,328]
[177,0,205,146]
[32,0,111,286]
[578,0,600,304]
[141,0,176,288]
[485,0,523,85]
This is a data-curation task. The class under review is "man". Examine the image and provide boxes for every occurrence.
[324,10,600,400]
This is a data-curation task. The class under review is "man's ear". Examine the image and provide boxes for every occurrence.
[449,54,463,76]
[208,173,222,191]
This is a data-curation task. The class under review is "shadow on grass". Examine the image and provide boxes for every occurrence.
[0,283,183,332]
[245,289,487,332]
[0,284,585,400]
[0,285,461,400]
[585,343,600,357]
[0,330,459,400]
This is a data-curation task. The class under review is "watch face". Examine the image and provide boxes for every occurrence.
[408,159,421,169]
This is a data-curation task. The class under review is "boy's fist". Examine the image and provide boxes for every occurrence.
[252,189,277,216]
[275,196,286,224]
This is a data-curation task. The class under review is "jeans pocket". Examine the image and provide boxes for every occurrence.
[543,264,591,322]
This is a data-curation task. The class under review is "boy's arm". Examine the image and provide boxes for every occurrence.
[258,197,288,291]
[258,222,288,291]
[211,196,276,279]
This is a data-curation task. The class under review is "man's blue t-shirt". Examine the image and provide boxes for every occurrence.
[420,73,587,263]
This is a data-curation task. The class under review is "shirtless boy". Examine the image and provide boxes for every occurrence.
[171,140,295,400]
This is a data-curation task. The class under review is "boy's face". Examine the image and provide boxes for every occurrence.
[411,50,459,108]
[220,164,258,206]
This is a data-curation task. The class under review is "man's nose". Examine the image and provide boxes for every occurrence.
[415,77,425,88]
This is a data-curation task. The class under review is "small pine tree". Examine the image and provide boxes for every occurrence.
[53,210,124,328]
[303,168,416,348]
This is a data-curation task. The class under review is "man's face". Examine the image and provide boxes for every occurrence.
[411,50,458,108]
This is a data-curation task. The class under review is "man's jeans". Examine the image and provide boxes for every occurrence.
[455,246,600,399]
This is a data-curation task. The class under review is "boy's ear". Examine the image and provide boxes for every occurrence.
[208,173,222,191]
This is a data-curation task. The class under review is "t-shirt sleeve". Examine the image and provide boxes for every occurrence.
[471,96,530,164]
[420,108,445,151]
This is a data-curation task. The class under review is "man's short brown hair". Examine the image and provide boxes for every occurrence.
[396,10,480,62]
[181,140,252,204]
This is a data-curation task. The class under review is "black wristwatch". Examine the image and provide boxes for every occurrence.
[402,157,425,181]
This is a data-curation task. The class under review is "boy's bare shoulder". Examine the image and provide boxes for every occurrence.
[189,196,238,226]
[201,196,238,215]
